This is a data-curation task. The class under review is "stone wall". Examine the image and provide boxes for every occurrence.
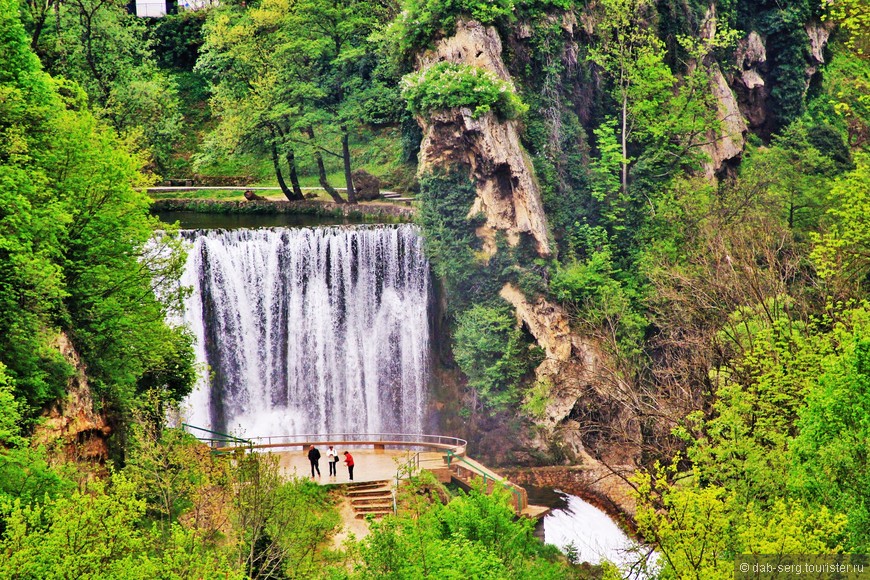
[150,199,416,221]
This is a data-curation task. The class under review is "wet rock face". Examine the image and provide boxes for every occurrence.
[415,20,551,257]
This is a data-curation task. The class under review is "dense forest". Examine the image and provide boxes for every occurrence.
[1,0,870,576]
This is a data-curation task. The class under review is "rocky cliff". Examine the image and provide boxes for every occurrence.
[32,332,111,466]
[414,4,835,517]
[416,20,551,257]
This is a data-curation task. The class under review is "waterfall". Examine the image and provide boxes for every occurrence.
[179,224,431,438]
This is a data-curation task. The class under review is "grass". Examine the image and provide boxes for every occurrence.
[161,88,418,197]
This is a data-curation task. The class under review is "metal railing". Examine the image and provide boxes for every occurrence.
[182,423,252,448]
[445,449,526,514]
[239,432,466,450]
[180,429,467,454]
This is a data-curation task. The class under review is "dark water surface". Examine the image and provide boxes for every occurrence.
[154,211,383,230]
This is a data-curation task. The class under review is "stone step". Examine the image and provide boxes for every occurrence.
[354,503,393,512]
[355,510,392,520]
[347,489,391,498]
[345,481,390,490]
[352,497,392,506]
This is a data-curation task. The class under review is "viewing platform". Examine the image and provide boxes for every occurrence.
[183,425,547,519]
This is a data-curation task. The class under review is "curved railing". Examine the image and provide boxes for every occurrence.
[181,426,467,455]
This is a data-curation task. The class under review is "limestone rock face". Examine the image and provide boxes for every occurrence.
[805,19,834,76]
[695,5,748,178]
[416,20,551,257]
[732,31,770,132]
[499,284,641,465]
[702,64,749,179]
[33,332,111,465]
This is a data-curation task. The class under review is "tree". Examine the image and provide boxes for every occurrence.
[348,476,571,579]
[587,0,662,197]
[1,2,195,423]
[453,304,530,412]
[199,0,400,203]
[810,154,870,297]
[230,452,340,579]
[24,0,182,171]
[196,1,310,201]
[790,315,870,550]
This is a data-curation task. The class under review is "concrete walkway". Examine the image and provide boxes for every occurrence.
[273,447,446,484]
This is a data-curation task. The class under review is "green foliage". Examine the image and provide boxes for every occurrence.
[0,3,195,423]
[634,466,845,579]
[814,45,870,152]
[0,472,243,580]
[347,479,571,579]
[389,0,515,55]
[0,365,21,446]
[453,304,530,410]
[25,0,183,170]
[401,62,528,120]
[416,169,481,298]
[686,306,822,503]
[790,315,870,549]
[551,237,646,359]
[147,10,209,71]
[197,0,403,201]
[822,0,870,56]
[810,154,870,295]
[736,0,818,129]
[232,452,341,579]
[739,121,843,233]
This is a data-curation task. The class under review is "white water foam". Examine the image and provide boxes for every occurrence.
[544,492,655,577]
[178,224,430,439]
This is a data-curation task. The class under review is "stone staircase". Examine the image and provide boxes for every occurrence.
[346,480,393,520]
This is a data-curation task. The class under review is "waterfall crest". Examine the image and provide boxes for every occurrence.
[179,224,430,438]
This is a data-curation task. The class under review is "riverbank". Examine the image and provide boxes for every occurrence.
[150,198,416,221]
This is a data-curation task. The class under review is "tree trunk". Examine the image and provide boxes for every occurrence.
[274,126,303,200]
[341,126,357,204]
[305,126,345,204]
[621,93,628,196]
[285,148,304,200]
[270,141,294,201]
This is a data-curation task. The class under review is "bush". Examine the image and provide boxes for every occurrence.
[390,0,516,54]
[401,62,528,120]
[453,304,529,410]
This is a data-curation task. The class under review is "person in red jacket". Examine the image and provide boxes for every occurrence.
[343,451,354,481]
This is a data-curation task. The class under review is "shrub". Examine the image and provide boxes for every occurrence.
[453,303,529,410]
[401,62,528,120]
[390,0,516,54]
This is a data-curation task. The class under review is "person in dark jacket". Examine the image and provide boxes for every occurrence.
[343,451,354,481]
[308,445,321,478]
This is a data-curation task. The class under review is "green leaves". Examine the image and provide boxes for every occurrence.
[810,154,870,294]
[454,304,529,410]
[349,479,569,579]
[790,321,870,549]
[390,0,516,55]
[402,61,527,120]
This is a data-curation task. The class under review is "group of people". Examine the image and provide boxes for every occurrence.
[308,445,354,480]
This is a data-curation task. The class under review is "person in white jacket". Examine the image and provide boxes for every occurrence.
[327,445,338,477]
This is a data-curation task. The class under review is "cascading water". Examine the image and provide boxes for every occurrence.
[179,224,431,438]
